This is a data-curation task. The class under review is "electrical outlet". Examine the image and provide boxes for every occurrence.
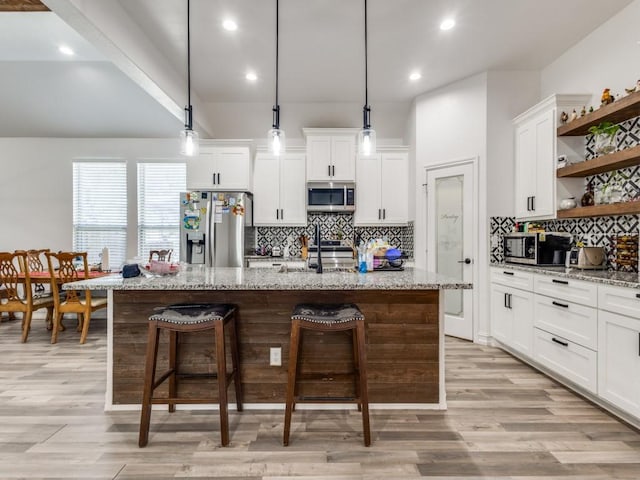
[269,347,282,366]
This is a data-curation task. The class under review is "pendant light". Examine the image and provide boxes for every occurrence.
[268,0,285,156]
[180,0,199,156]
[358,0,376,157]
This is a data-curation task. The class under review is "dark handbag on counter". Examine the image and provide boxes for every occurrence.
[122,264,141,278]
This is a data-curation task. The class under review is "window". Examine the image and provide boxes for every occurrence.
[73,161,127,268]
[137,162,186,261]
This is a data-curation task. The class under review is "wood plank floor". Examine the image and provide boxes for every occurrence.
[1,313,639,479]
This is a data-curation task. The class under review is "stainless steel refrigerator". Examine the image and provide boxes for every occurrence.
[179,191,254,267]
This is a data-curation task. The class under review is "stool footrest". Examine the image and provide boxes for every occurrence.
[296,396,357,402]
[151,397,221,405]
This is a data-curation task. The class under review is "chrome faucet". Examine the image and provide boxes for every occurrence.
[315,224,323,274]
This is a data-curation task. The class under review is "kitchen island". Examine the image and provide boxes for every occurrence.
[67,266,471,410]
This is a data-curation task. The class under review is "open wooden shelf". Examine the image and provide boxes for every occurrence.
[556,145,640,177]
[557,201,640,219]
[557,90,640,136]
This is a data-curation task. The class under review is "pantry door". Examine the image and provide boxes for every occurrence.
[426,160,476,340]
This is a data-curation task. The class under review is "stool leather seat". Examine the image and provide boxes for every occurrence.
[139,303,242,448]
[284,302,371,447]
[291,303,364,324]
[150,303,235,325]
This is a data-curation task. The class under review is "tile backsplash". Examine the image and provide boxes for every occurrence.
[256,213,413,258]
[490,215,639,272]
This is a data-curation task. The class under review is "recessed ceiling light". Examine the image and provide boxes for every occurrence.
[409,72,422,81]
[440,18,455,31]
[246,72,257,82]
[58,45,75,56]
[223,19,238,31]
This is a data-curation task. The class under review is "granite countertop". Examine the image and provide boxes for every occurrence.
[492,262,640,289]
[63,266,472,291]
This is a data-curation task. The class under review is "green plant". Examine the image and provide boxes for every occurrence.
[588,121,620,137]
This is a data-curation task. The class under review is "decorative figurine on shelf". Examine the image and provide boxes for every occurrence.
[560,111,569,124]
[589,106,594,113]
[625,83,637,95]
[569,109,578,122]
[581,182,595,207]
[601,88,615,106]
[580,106,586,117]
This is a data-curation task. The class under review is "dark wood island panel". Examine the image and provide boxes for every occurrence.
[112,289,441,406]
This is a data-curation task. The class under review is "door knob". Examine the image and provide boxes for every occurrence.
[457,258,472,264]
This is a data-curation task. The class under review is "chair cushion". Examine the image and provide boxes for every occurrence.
[149,303,235,325]
[292,303,364,324]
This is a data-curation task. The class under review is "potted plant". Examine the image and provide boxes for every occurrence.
[588,121,620,155]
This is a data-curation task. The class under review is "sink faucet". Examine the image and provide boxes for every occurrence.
[315,224,323,274]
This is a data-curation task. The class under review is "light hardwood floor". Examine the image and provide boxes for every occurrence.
[1,313,639,479]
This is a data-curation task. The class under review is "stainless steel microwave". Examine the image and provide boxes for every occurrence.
[307,182,355,212]
[504,232,572,265]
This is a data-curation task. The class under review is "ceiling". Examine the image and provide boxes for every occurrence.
[0,0,634,138]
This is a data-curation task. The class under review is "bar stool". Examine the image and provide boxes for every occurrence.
[283,303,371,447]
[138,303,242,447]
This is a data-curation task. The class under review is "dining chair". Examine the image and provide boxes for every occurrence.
[149,249,173,263]
[16,248,51,297]
[45,251,107,344]
[0,251,54,342]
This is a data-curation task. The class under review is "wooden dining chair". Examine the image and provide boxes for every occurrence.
[149,249,173,263]
[0,251,54,342]
[16,249,51,297]
[45,251,107,344]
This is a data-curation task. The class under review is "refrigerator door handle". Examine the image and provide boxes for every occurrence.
[207,195,214,267]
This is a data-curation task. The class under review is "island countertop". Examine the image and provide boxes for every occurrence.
[65,266,472,291]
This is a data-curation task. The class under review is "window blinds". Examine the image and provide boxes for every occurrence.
[137,162,186,261]
[73,161,127,268]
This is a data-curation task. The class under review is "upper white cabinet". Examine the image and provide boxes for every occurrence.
[187,144,251,191]
[513,94,590,220]
[303,128,357,181]
[354,151,409,225]
[253,151,306,226]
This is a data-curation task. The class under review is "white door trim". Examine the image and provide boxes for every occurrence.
[425,156,479,342]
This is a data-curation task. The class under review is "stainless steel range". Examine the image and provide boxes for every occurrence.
[307,241,355,269]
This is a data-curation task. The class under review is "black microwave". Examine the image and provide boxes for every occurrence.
[307,182,355,212]
[504,232,572,265]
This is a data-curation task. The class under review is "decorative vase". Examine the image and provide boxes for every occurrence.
[595,184,609,205]
[559,197,577,210]
[608,182,624,203]
[581,184,594,206]
[594,132,617,155]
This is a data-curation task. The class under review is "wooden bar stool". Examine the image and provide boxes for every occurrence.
[138,303,243,447]
[283,303,370,447]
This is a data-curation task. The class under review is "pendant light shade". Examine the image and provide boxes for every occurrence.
[358,0,376,157]
[180,0,199,157]
[268,0,285,156]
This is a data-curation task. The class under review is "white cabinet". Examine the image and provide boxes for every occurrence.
[490,268,534,357]
[533,327,598,393]
[532,272,599,393]
[513,94,590,220]
[598,284,640,418]
[354,152,408,225]
[253,152,306,226]
[187,145,251,191]
[304,129,357,181]
[247,259,306,269]
[491,282,534,357]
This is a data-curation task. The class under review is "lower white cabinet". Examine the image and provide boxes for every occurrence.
[490,281,534,357]
[533,327,598,394]
[598,310,640,418]
[247,260,306,269]
[533,295,598,350]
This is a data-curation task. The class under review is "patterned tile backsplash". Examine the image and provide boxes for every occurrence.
[256,214,414,258]
[490,215,639,272]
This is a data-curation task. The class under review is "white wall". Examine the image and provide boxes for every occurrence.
[541,0,640,98]
[486,71,540,218]
[0,138,183,258]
